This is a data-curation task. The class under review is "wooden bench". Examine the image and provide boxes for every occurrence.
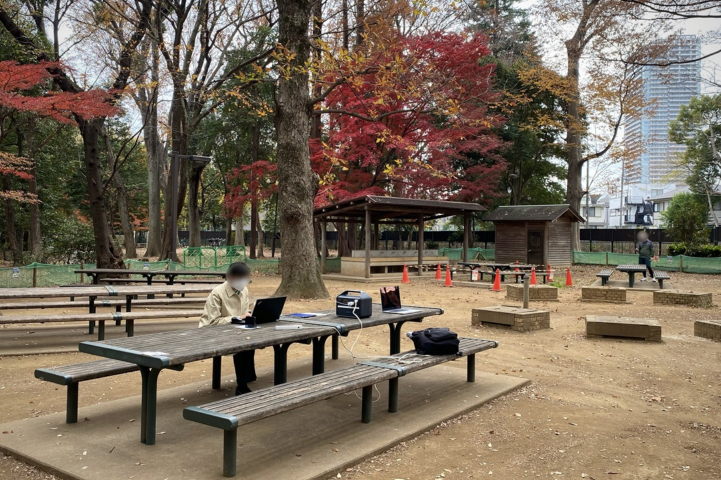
[35,360,184,424]
[0,309,204,340]
[0,296,206,313]
[101,278,222,285]
[654,271,670,289]
[596,269,614,286]
[183,337,498,477]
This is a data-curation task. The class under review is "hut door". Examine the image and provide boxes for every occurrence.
[527,229,544,265]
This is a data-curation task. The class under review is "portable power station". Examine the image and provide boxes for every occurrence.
[335,290,373,318]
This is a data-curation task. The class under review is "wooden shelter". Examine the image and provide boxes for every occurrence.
[484,205,584,267]
[314,196,485,278]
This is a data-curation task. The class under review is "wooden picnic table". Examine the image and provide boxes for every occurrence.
[459,262,540,283]
[615,264,649,288]
[75,268,226,285]
[78,304,443,445]
[0,284,214,336]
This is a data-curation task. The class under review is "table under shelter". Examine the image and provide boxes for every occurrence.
[314,195,485,278]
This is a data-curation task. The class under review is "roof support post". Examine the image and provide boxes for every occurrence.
[365,207,371,278]
[462,213,470,263]
[417,214,424,276]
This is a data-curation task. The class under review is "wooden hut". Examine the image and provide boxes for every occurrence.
[484,205,585,266]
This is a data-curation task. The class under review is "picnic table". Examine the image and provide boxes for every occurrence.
[76,268,227,285]
[459,262,538,283]
[615,264,648,288]
[78,304,442,445]
[0,284,214,336]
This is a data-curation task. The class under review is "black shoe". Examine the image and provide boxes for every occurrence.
[235,384,252,395]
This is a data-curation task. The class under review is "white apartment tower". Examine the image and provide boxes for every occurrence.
[624,35,702,184]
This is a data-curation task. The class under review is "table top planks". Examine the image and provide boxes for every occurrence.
[616,264,647,272]
[0,284,215,300]
[78,306,444,369]
[79,323,337,368]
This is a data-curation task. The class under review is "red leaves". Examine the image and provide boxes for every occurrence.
[224,160,278,217]
[0,61,118,124]
[311,32,506,208]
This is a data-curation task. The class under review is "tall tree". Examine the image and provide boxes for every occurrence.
[532,0,672,248]
[274,0,329,298]
[0,0,154,268]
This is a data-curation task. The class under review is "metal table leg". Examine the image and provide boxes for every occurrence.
[88,296,96,335]
[331,335,339,360]
[628,272,635,288]
[139,366,162,445]
[213,356,222,389]
[361,385,373,423]
[98,321,105,341]
[389,321,408,355]
[145,275,155,299]
[272,344,291,385]
[312,336,329,375]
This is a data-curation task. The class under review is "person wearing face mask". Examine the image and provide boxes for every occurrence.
[199,262,256,394]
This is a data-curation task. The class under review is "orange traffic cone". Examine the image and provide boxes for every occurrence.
[530,267,537,285]
[402,263,411,284]
[444,265,453,287]
[492,268,502,291]
[435,262,442,280]
[565,267,573,287]
[548,264,553,281]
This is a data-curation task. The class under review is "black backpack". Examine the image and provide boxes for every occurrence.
[407,328,459,355]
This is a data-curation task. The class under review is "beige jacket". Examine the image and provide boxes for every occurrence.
[199,281,250,327]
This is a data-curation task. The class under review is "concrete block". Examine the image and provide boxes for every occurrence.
[585,315,662,342]
[472,306,550,332]
[653,290,712,308]
[581,286,628,303]
[505,284,558,302]
[694,320,721,342]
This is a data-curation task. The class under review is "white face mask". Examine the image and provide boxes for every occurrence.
[230,278,250,291]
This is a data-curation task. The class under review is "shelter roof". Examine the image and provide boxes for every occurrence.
[484,204,585,223]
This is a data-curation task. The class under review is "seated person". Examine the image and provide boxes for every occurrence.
[199,262,256,394]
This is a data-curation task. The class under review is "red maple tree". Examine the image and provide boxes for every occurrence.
[224,160,278,218]
[0,61,118,202]
[311,32,507,208]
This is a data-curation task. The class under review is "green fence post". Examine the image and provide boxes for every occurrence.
[605,252,608,266]
[679,256,683,273]
[32,267,37,287]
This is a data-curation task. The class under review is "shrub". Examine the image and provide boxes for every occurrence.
[667,243,721,257]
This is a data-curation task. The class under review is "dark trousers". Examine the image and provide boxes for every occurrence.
[638,257,654,278]
[233,350,257,392]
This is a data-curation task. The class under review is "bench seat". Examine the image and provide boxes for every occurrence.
[653,271,670,288]
[0,309,204,340]
[184,337,498,477]
[0,296,206,313]
[101,278,222,285]
[596,269,614,286]
[35,360,183,424]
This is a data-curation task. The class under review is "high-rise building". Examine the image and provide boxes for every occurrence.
[624,35,701,184]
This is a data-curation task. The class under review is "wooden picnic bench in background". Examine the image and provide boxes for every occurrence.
[0,296,205,314]
[76,268,226,286]
[0,284,214,335]
[184,337,498,477]
[0,309,203,340]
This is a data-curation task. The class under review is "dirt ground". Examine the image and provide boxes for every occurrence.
[1,265,720,480]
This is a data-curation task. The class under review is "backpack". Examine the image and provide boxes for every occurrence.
[407,328,460,355]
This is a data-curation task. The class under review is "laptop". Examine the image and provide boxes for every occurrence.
[379,286,420,314]
[252,296,287,324]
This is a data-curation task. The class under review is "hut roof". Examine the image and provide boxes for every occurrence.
[484,204,585,223]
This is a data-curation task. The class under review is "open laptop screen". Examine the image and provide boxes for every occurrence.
[380,286,402,311]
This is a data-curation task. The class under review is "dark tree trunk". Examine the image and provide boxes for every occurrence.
[104,128,137,258]
[160,91,188,261]
[26,119,42,259]
[565,43,584,251]
[355,0,364,47]
[235,214,245,246]
[80,119,125,269]
[255,207,265,258]
[188,162,205,247]
[274,0,328,299]
[225,217,233,245]
[2,176,22,265]
[249,123,259,258]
